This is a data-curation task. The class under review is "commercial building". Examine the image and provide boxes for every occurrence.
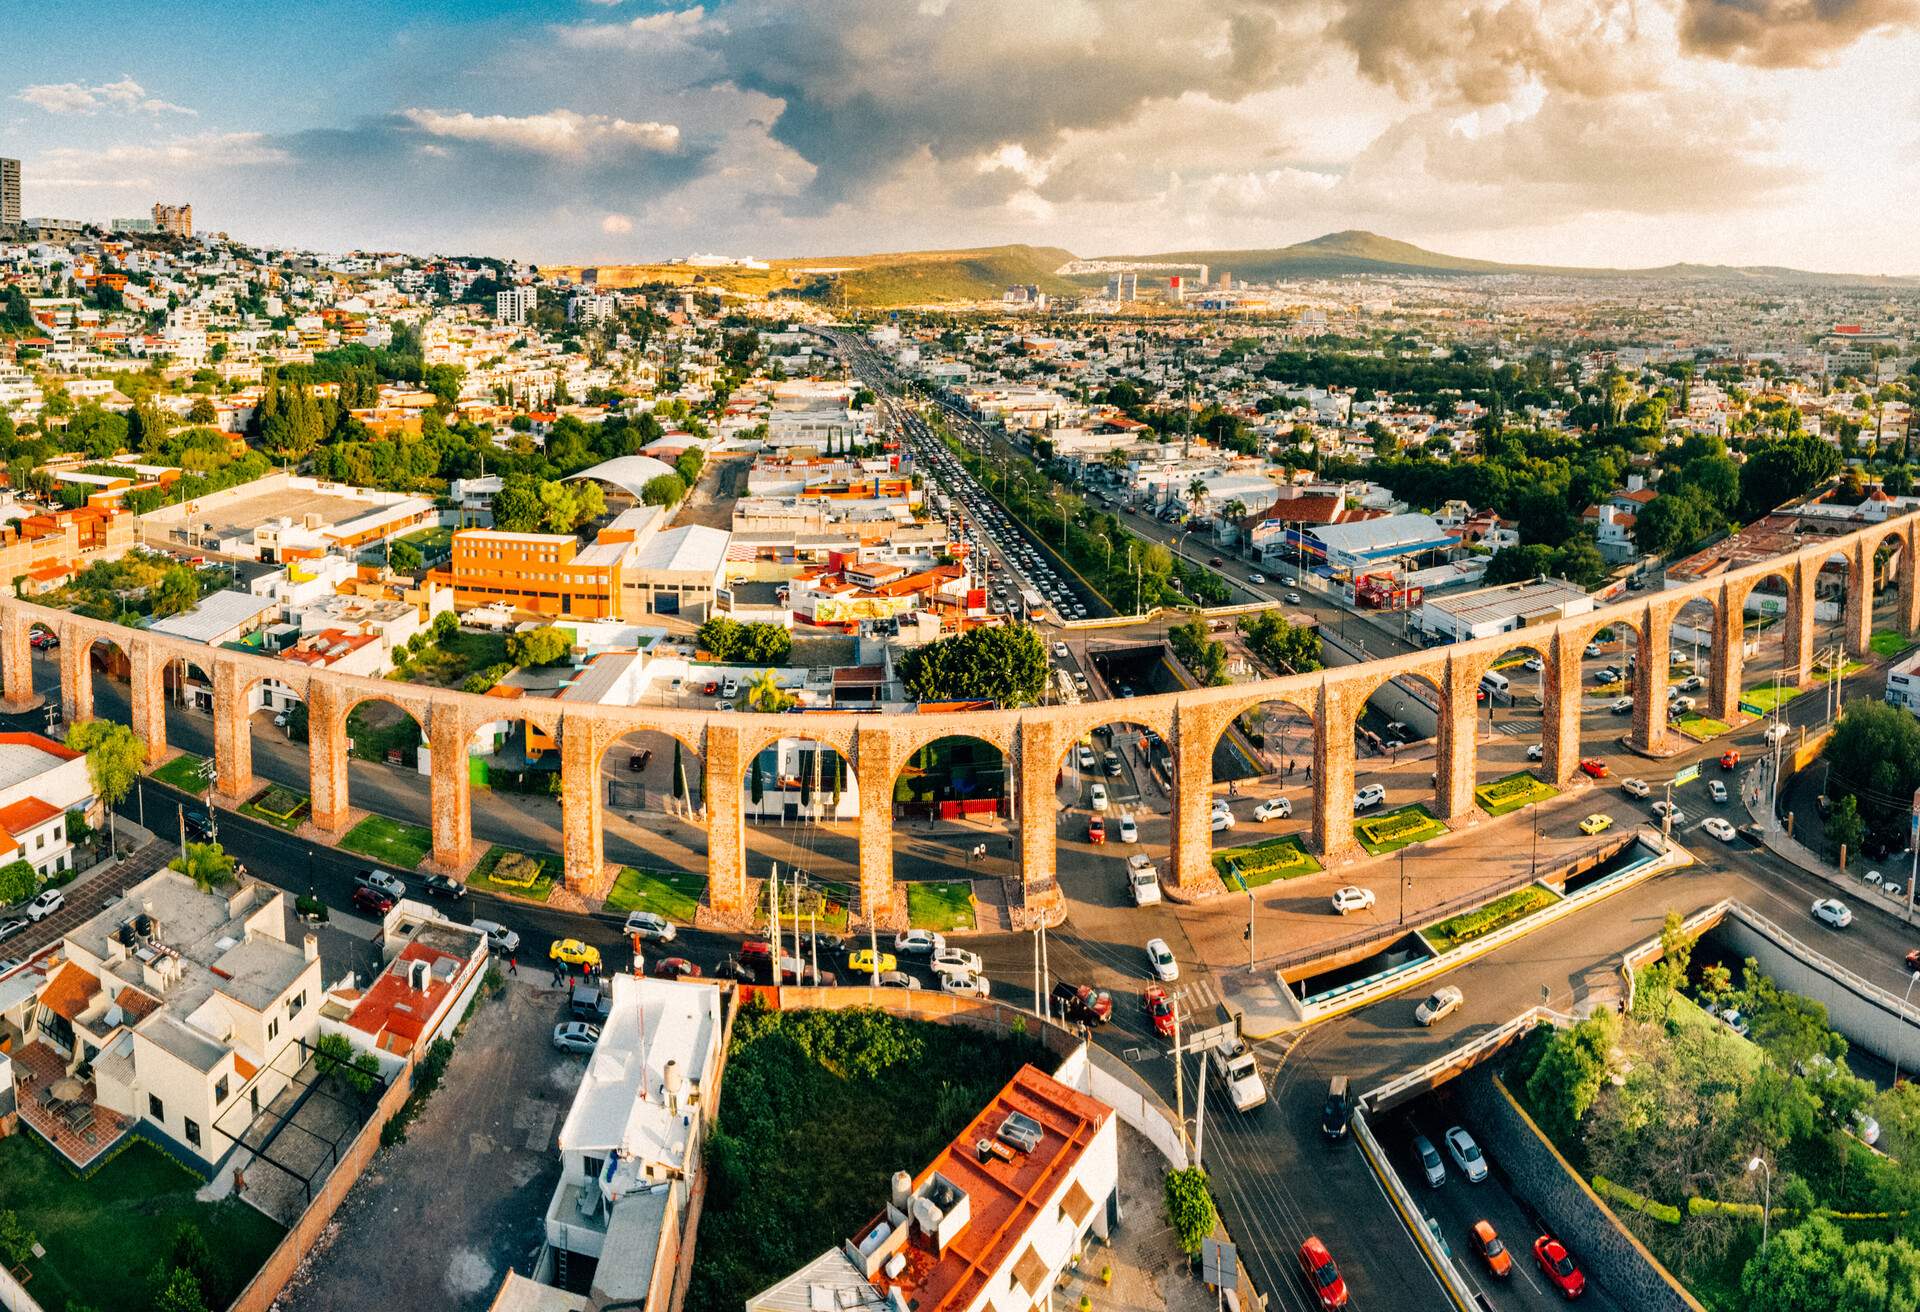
[1293,512,1460,574]
[1415,577,1596,643]
[1885,648,1920,715]
[448,506,730,623]
[0,157,19,228]
[748,1066,1117,1312]
[151,202,192,239]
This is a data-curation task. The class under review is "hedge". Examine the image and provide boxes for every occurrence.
[1594,1175,1683,1224]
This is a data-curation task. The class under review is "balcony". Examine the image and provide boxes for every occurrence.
[10,1041,130,1170]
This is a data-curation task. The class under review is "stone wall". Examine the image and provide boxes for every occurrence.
[1455,1065,1704,1312]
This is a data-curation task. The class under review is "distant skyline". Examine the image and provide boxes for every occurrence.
[6,0,1920,274]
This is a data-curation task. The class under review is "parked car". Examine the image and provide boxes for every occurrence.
[1145,937,1179,982]
[939,972,990,998]
[1813,898,1854,929]
[1412,1133,1446,1187]
[931,947,984,978]
[1296,1236,1350,1310]
[350,886,393,916]
[421,873,466,901]
[893,929,946,957]
[621,911,675,942]
[652,957,702,979]
[628,750,652,772]
[549,938,601,969]
[1470,1220,1513,1278]
[848,948,898,975]
[1330,886,1376,915]
[1212,810,1236,833]
[552,1022,600,1055]
[0,917,27,943]
[1523,656,1545,673]
[24,889,63,922]
[1051,981,1113,1026]
[1254,797,1292,821]
[570,984,611,1022]
[1533,1236,1587,1299]
[469,918,520,954]
[1415,986,1464,1026]
[1446,1127,1489,1182]
[1354,783,1387,811]
[1143,986,1176,1039]
[1579,814,1613,836]
[356,869,405,899]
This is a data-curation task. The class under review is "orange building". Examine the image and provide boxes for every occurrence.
[447,530,627,619]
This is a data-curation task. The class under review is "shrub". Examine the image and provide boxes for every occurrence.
[1164,1168,1216,1256]
[1593,1175,1682,1224]
[0,858,34,907]
[490,852,545,889]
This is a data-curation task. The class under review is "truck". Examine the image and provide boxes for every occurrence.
[1210,1036,1267,1112]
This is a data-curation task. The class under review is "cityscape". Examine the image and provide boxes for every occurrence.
[4,5,1920,1312]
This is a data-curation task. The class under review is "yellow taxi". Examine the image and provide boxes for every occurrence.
[1578,813,1614,836]
[549,938,602,969]
[848,949,897,975]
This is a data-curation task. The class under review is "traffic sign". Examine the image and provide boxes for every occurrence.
[1200,1238,1239,1291]
[1674,765,1700,786]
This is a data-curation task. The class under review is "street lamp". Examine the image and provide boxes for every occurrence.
[1748,1157,1772,1251]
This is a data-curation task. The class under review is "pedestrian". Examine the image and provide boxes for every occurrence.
[1306,763,1313,781]
[508,955,518,976]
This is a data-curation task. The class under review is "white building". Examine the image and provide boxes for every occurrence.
[497,286,538,326]
[0,731,100,878]
[1415,577,1596,643]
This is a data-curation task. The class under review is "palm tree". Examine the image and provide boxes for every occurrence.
[1186,476,1210,519]
[169,841,236,892]
[747,669,794,713]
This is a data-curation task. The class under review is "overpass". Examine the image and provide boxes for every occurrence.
[2,508,1912,926]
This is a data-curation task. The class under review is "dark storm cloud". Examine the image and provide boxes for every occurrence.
[1677,0,1919,65]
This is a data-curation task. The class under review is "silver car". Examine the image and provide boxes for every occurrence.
[552,1022,601,1054]
[623,911,676,943]
[471,918,521,954]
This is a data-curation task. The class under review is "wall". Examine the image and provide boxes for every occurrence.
[0,1265,45,1312]
[1455,1067,1705,1312]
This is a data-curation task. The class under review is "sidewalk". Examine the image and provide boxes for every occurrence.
[1740,756,1919,927]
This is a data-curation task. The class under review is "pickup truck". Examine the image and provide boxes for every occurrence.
[1210,1038,1267,1112]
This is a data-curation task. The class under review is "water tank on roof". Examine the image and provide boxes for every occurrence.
[890,1171,911,1210]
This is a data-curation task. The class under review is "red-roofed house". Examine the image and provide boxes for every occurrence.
[0,732,92,877]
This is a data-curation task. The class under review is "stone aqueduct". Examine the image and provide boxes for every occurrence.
[3,511,1916,923]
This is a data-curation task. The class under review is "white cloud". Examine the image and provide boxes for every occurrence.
[556,6,721,49]
[601,213,635,233]
[15,76,194,116]
[400,107,680,155]
[37,131,285,172]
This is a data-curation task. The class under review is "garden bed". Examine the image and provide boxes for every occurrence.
[603,867,706,921]
[1473,770,1558,817]
[1420,884,1559,953]
[905,880,975,931]
[467,845,559,903]
[239,783,310,831]
[1672,712,1733,742]
[1354,803,1449,856]
[150,752,212,795]
[340,814,434,869]
[1212,834,1322,886]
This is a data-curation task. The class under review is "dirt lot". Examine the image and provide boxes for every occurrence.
[275,976,584,1312]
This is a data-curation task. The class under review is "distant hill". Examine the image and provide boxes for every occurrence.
[1093,229,1920,287]
[769,244,1080,307]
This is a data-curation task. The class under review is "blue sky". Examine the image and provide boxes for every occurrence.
[6,0,1919,273]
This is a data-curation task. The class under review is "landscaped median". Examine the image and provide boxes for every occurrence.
[340,814,433,868]
[906,879,975,931]
[1672,712,1734,742]
[1354,803,1449,856]
[1741,682,1805,715]
[604,866,706,920]
[150,752,212,795]
[466,845,559,903]
[1871,629,1912,659]
[1212,833,1322,886]
[1418,883,1560,953]
[1474,770,1558,817]
[238,782,310,831]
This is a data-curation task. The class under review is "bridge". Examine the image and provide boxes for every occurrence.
[4,509,1911,926]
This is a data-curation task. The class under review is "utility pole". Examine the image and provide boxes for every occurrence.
[769,863,781,986]
[1192,1047,1209,1171]
[1172,1001,1186,1158]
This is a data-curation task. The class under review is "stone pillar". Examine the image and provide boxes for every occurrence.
[1901,524,1920,637]
[1707,586,1744,724]
[0,610,35,709]
[1784,556,1817,687]
[129,643,168,765]
[1314,680,1362,864]
[1016,719,1065,910]
[210,660,254,803]
[703,723,747,920]
[559,718,605,892]
[59,638,89,724]
[851,727,903,924]
[1542,630,1583,785]
[1169,701,1224,898]
[1434,661,1478,821]
[1631,612,1670,755]
[1847,539,1875,657]
[427,709,473,872]
[306,680,352,834]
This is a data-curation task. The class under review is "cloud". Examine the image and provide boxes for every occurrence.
[37,131,285,173]
[1676,0,1919,66]
[15,76,195,116]
[601,213,634,233]
[399,108,680,155]
[556,5,723,49]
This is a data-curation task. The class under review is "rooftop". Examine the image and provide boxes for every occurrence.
[147,589,279,644]
[0,733,80,793]
[555,973,720,1173]
[1422,576,1594,626]
[631,524,730,575]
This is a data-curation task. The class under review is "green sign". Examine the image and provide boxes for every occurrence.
[1674,765,1700,786]
[1739,701,1765,717]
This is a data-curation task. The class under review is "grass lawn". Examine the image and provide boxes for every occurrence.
[0,1134,285,1312]
[340,813,433,869]
[906,880,975,931]
[1872,629,1913,658]
[239,783,309,831]
[1812,658,1868,683]
[1673,713,1733,741]
[1664,989,1763,1072]
[1421,884,1559,953]
[1742,683,1805,714]
[1212,833,1322,887]
[604,867,705,921]
[468,844,558,903]
[150,752,211,795]
[1474,770,1559,817]
[1355,803,1450,856]
[396,627,512,688]
[399,525,455,559]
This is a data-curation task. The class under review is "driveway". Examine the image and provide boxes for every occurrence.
[277,975,577,1312]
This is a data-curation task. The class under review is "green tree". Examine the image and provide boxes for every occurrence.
[386,539,423,572]
[1741,435,1842,519]
[1524,1008,1617,1141]
[506,626,572,667]
[150,564,202,618]
[0,1208,36,1267]
[1163,1168,1217,1256]
[897,624,1049,707]
[1168,619,1229,686]
[1824,698,1920,852]
[150,1265,211,1312]
[66,719,143,857]
[162,1224,223,1309]
[746,669,796,712]
[1238,612,1324,674]
[432,610,459,642]
[641,473,688,507]
[1827,793,1865,858]
[186,397,217,425]
[168,841,236,892]
[491,474,544,532]
[421,363,465,406]
[671,739,687,803]
[0,858,35,906]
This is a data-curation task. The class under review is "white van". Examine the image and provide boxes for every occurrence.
[1479,671,1510,699]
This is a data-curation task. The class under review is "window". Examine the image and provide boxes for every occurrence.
[215,1076,229,1104]
[289,990,307,1015]
[583,1155,605,1183]
[267,1017,279,1043]
[184,1118,201,1149]
[148,1094,165,1122]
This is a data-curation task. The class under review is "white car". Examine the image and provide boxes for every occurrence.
[1415,986,1464,1026]
[1331,886,1376,915]
[931,947,984,978]
[1128,855,1162,906]
[1211,810,1236,833]
[1765,722,1791,745]
[1089,782,1109,811]
[1610,697,1634,714]
[939,972,991,999]
[1286,592,1302,605]
[1812,898,1853,929]
[1585,643,1604,658]
[893,929,947,957]
[1145,937,1179,982]
[1708,780,1728,803]
[1526,744,1543,761]
[1622,778,1651,798]
[1253,797,1292,821]
[1703,817,1737,842]
[1117,813,1139,843]
[358,869,405,899]
[622,910,676,942]
[1354,783,1386,811]
[1523,657,1545,673]
[1053,642,1069,659]
[1445,1127,1489,1183]
[24,888,63,922]
[1249,572,1266,585]
[1077,745,1097,771]
[1651,802,1684,824]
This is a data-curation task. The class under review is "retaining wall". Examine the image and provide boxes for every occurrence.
[0,1266,45,1312]
[1455,1066,1704,1312]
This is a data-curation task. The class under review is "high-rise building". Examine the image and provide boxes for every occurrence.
[151,201,192,238]
[496,285,537,325]
[1104,272,1137,302]
[0,158,20,228]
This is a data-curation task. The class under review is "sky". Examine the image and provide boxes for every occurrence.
[5,0,1920,274]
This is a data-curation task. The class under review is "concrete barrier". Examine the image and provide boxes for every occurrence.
[1351,1109,1475,1310]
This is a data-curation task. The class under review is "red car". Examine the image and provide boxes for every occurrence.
[1905,948,1920,972]
[653,957,702,979]
[1578,758,1608,779]
[1720,748,1741,770]
[702,681,720,696]
[1087,816,1106,844]
[1296,1236,1349,1309]
[1142,986,1175,1039]
[1534,1235,1586,1299]
[351,886,393,916]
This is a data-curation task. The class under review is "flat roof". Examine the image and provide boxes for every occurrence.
[1424,577,1592,626]
[1309,512,1456,557]
[631,524,729,574]
[0,734,79,793]
[147,589,279,644]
